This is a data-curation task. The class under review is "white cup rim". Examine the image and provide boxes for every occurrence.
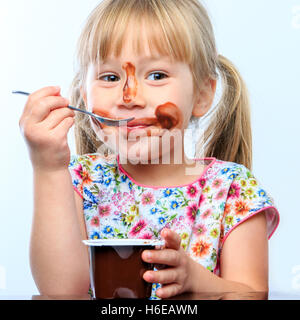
[82,239,165,247]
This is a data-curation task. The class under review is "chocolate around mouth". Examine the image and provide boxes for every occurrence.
[126,118,158,127]
[92,102,182,130]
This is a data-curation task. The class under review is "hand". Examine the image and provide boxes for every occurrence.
[19,86,75,172]
[142,228,196,299]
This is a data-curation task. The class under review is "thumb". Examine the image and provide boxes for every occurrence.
[161,228,181,250]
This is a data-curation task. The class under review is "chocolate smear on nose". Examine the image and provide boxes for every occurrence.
[122,62,138,103]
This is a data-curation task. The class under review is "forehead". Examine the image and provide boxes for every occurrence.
[115,21,163,56]
[95,17,177,66]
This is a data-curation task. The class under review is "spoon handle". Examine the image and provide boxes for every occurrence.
[12,91,30,96]
[12,90,134,127]
[67,105,104,123]
[12,91,92,118]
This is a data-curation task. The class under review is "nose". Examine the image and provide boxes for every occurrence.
[116,61,147,110]
[116,97,146,110]
[116,82,146,110]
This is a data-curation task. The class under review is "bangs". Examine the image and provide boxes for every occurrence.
[80,0,194,68]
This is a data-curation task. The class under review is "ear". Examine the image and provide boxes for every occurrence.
[192,78,217,117]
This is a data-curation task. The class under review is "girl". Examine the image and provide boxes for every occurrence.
[19,0,280,300]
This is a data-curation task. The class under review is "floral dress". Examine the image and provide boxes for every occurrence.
[68,153,280,300]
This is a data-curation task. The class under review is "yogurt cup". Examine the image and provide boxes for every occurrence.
[83,239,165,299]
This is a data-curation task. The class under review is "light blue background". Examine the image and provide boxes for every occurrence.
[0,0,299,296]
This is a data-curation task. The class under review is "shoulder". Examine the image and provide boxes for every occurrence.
[215,159,277,213]
[221,161,275,207]
[213,159,266,191]
[69,153,117,171]
[68,153,119,188]
[217,160,280,242]
[68,153,118,202]
[215,159,249,178]
[203,159,249,191]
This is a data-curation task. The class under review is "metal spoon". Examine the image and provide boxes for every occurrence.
[12,90,134,127]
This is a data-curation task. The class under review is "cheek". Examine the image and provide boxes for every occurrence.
[86,85,114,114]
[181,104,193,127]
[176,94,194,128]
[157,84,193,118]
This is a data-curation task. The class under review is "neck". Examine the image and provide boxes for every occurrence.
[118,144,206,187]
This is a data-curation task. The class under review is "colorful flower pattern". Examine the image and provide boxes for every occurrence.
[68,153,280,299]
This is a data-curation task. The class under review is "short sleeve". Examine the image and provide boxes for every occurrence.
[220,165,280,249]
[68,154,84,199]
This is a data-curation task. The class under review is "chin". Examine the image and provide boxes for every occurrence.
[96,129,178,164]
[116,136,163,164]
[120,139,179,165]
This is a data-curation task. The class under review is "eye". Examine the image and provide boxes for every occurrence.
[99,74,120,82]
[147,72,168,81]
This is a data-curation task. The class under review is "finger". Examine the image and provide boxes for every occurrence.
[52,116,75,135]
[161,228,181,250]
[29,86,61,101]
[156,283,182,299]
[143,267,178,284]
[142,248,180,267]
[28,96,70,123]
[22,86,60,115]
[41,107,75,130]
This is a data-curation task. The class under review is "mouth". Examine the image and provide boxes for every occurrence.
[126,118,158,127]
[119,117,164,138]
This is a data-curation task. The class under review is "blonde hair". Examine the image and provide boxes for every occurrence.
[69,0,252,169]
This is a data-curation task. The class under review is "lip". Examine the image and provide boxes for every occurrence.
[116,117,162,138]
[119,124,165,139]
[127,125,149,131]
[126,118,158,127]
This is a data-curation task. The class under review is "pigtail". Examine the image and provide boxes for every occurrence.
[204,54,253,170]
[68,72,105,155]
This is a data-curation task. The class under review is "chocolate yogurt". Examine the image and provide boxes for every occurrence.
[82,239,165,299]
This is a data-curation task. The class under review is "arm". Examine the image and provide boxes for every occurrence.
[142,211,268,298]
[18,86,91,296]
[30,169,90,295]
[190,210,269,293]
[220,210,269,291]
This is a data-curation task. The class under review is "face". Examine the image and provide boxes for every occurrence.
[81,22,204,163]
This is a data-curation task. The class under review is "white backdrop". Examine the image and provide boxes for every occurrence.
[0,0,299,296]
